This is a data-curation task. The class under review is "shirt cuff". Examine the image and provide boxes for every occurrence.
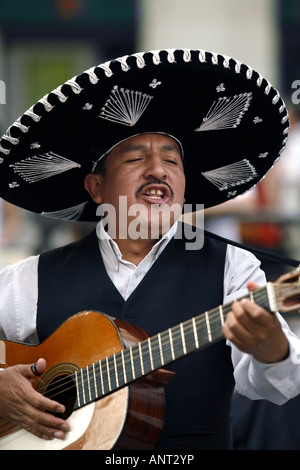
[249,335,300,403]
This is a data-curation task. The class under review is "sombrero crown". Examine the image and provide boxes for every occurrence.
[0,48,289,221]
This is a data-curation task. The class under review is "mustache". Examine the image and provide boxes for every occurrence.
[135,180,174,198]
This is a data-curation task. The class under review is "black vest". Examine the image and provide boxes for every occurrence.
[37,225,235,449]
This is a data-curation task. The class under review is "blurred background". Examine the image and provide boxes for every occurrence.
[0,0,300,450]
[0,0,300,274]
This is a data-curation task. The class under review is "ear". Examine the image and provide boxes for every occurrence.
[84,174,103,204]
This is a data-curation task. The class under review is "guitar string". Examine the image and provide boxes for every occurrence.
[40,289,272,401]
[40,288,273,401]
[40,288,272,402]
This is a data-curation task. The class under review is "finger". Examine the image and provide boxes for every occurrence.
[28,408,70,440]
[247,281,260,292]
[20,392,70,440]
[22,415,70,441]
[239,298,273,326]
[223,306,255,344]
[25,385,66,416]
[30,357,46,377]
[230,299,257,331]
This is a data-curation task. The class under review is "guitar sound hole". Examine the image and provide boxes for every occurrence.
[43,373,77,420]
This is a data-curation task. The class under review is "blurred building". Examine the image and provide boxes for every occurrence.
[0,0,137,263]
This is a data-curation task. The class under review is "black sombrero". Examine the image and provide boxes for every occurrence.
[0,48,289,222]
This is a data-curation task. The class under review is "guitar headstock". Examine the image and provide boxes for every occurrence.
[273,266,300,313]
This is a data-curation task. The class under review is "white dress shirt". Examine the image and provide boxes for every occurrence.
[1,222,300,405]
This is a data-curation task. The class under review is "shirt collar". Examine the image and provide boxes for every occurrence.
[97,220,178,271]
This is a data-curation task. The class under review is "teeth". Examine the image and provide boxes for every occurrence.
[145,188,164,196]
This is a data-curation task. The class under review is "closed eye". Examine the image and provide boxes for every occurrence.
[125,157,143,163]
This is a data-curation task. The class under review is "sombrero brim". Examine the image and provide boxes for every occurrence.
[0,49,289,221]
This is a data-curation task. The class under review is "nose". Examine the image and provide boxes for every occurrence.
[143,154,167,180]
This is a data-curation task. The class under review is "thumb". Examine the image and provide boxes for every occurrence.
[30,358,47,377]
[247,281,260,292]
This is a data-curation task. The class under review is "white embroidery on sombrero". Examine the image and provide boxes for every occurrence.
[9,152,81,184]
[99,86,153,127]
[216,83,225,93]
[9,182,19,188]
[30,142,41,149]
[0,145,9,156]
[1,128,20,146]
[82,103,93,110]
[195,92,252,132]
[149,79,161,89]
[201,159,258,191]
[41,201,88,220]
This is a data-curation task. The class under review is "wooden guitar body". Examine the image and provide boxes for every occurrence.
[0,311,173,450]
[1,268,300,450]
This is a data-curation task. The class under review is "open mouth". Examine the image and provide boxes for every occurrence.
[141,184,171,204]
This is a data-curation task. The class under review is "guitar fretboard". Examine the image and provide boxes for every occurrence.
[71,285,272,410]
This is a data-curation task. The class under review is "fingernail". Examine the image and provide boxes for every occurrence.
[60,423,69,431]
[55,405,65,413]
[54,431,64,440]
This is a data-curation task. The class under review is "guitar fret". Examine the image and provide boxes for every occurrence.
[184,319,197,354]
[192,317,199,349]
[113,354,119,388]
[81,370,86,405]
[138,342,144,375]
[158,333,165,365]
[86,365,92,402]
[250,291,254,302]
[169,328,175,360]
[129,346,141,379]
[75,371,81,408]
[180,324,187,355]
[219,305,224,326]
[103,358,110,394]
[92,363,99,398]
[115,352,124,386]
[140,340,152,373]
[121,350,127,383]
[129,347,136,380]
[123,348,134,382]
[160,331,173,363]
[148,338,154,370]
[172,325,184,358]
[106,357,111,391]
[110,355,118,390]
[99,360,105,395]
[148,336,161,370]
[205,312,212,342]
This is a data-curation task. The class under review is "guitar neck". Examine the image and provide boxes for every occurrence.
[73,285,273,410]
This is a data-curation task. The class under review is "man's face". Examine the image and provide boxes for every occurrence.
[87,133,186,238]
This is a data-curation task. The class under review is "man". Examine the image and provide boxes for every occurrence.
[0,49,299,450]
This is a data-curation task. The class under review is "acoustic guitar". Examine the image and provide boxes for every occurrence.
[0,269,300,450]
